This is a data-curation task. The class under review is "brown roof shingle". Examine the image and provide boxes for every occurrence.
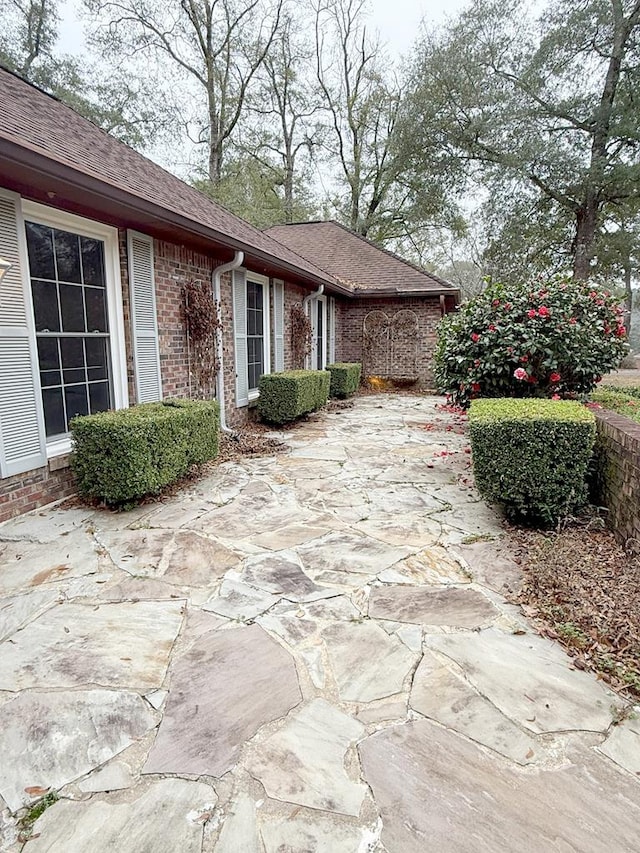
[0,67,335,288]
[265,221,458,296]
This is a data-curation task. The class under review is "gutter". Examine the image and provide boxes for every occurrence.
[0,140,346,293]
[213,252,244,434]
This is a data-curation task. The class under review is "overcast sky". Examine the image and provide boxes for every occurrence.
[369,0,470,55]
[60,0,471,58]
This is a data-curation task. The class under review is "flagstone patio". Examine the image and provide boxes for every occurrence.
[1,394,639,852]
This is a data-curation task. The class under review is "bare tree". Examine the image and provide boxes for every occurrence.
[313,0,402,238]
[86,0,285,187]
[240,12,322,222]
[0,0,58,76]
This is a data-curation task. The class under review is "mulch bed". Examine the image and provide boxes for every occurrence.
[509,523,640,699]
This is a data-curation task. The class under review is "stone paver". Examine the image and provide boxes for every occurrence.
[244,699,366,816]
[24,779,215,853]
[0,690,155,811]
[144,624,301,777]
[0,395,637,853]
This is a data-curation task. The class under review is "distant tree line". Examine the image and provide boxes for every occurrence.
[2,0,640,319]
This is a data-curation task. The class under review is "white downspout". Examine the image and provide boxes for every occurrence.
[213,251,244,434]
[302,284,325,370]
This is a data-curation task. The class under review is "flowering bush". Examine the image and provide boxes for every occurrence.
[434,277,628,406]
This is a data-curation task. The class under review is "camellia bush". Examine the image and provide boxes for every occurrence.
[434,277,629,406]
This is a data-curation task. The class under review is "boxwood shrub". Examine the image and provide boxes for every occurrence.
[469,398,596,525]
[258,370,330,424]
[70,398,220,506]
[327,362,362,398]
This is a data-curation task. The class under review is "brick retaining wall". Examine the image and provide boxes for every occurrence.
[592,409,640,549]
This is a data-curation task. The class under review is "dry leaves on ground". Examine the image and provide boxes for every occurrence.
[510,524,640,698]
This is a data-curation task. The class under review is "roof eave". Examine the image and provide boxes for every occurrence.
[352,287,461,300]
[0,137,353,294]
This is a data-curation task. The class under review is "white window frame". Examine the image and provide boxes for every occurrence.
[21,200,129,457]
[307,294,328,370]
[246,271,271,401]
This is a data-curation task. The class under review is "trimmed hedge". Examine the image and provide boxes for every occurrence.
[327,362,362,398]
[469,398,596,525]
[258,370,330,424]
[591,388,640,424]
[70,398,220,506]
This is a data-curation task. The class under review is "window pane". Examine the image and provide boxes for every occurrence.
[85,287,107,332]
[86,338,108,380]
[65,385,89,423]
[38,338,61,387]
[54,229,82,283]
[32,280,60,332]
[60,283,86,332]
[81,237,105,287]
[38,337,60,371]
[42,387,66,437]
[89,381,110,413]
[61,337,84,368]
[26,222,56,280]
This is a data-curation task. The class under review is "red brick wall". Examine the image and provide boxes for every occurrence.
[337,296,442,385]
[593,410,640,549]
[0,459,75,523]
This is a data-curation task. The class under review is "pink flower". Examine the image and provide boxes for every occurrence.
[488,324,496,332]
[520,355,529,363]
[514,368,527,380]
[471,333,480,343]
[474,359,481,366]
[527,309,537,318]
[569,317,577,325]
[551,394,561,401]
[549,372,561,383]
[538,305,550,317]
[472,382,481,392]
[492,299,500,307]
[616,326,627,337]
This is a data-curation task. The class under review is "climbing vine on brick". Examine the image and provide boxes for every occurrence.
[182,280,222,398]
[291,303,312,368]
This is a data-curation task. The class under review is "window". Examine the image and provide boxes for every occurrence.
[22,203,128,448]
[247,279,265,391]
[233,270,270,406]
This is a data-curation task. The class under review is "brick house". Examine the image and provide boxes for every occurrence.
[0,68,459,522]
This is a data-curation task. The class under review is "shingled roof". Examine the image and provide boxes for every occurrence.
[0,67,338,290]
[265,221,458,297]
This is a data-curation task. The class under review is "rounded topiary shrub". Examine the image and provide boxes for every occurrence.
[434,277,629,407]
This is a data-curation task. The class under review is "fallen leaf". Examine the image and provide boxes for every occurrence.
[24,786,50,796]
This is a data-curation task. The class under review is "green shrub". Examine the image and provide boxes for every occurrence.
[590,388,640,424]
[258,370,330,424]
[327,362,362,398]
[71,398,219,506]
[600,383,640,400]
[434,276,629,407]
[469,398,596,525]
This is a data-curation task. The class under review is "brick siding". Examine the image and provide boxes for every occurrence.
[337,296,442,385]
[0,459,75,523]
[592,409,640,549]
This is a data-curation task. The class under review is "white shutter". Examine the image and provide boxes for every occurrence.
[328,296,336,364]
[0,190,47,478]
[232,269,248,407]
[273,279,284,372]
[128,230,162,403]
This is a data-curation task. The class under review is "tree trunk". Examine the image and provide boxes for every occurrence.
[573,196,599,280]
[624,252,633,340]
